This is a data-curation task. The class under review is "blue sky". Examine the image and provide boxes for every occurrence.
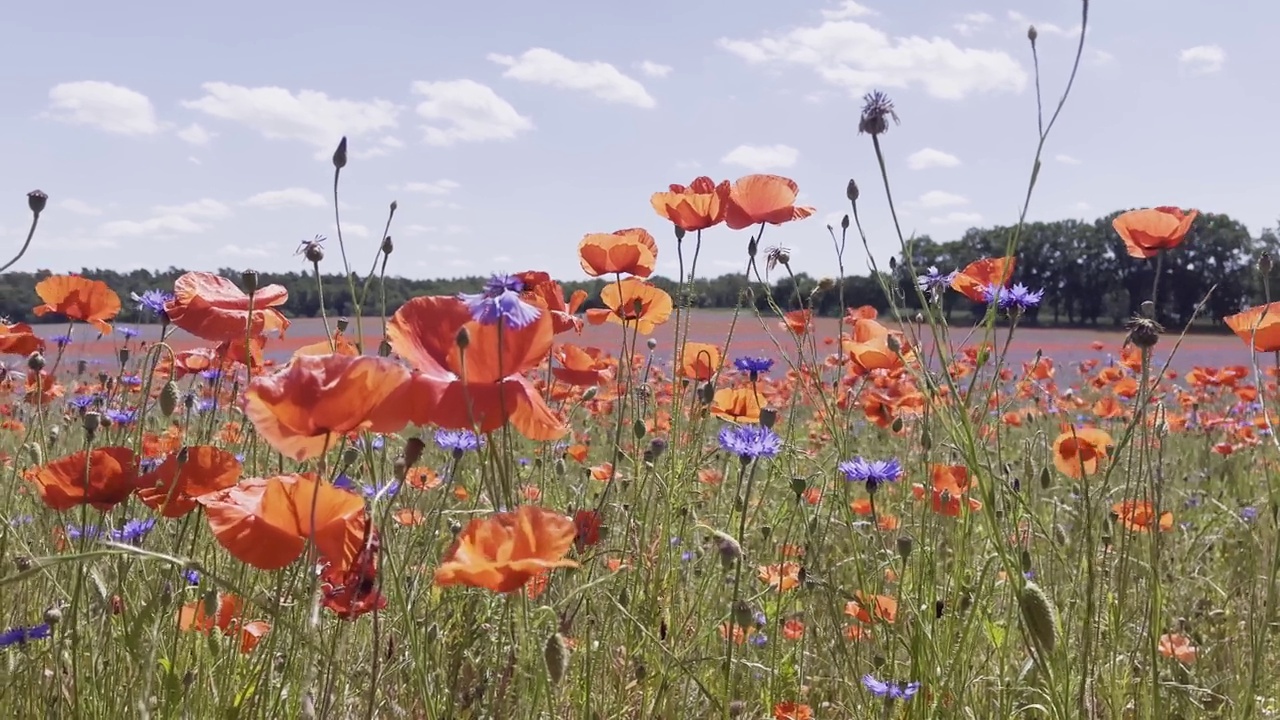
[2,0,1274,283]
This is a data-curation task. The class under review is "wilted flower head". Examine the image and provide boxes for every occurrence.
[458,274,542,330]
[858,91,900,136]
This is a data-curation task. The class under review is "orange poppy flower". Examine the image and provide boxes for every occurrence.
[1113,500,1173,533]
[198,473,368,572]
[781,309,812,336]
[680,341,721,382]
[1112,207,1197,259]
[912,464,983,516]
[844,317,911,373]
[951,257,1015,303]
[386,296,566,440]
[578,228,659,278]
[1225,302,1280,353]
[32,446,136,511]
[845,592,897,624]
[244,354,413,461]
[178,593,269,654]
[773,702,814,720]
[434,505,579,593]
[517,271,587,334]
[551,345,614,387]
[0,322,43,356]
[758,562,801,592]
[724,175,816,230]
[24,371,62,405]
[165,271,290,343]
[293,329,359,358]
[585,278,673,335]
[135,446,243,517]
[32,275,121,333]
[650,176,731,231]
[710,386,765,423]
[1158,633,1197,664]
[1052,426,1114,479]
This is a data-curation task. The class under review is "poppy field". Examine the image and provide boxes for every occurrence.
[8,16,1280,720]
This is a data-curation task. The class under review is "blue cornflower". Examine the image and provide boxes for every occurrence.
[65,524,104,541]
[68,394,98,411]
[983,283,1044,312]
[112,518,156,543]
[138,457,164,474]
[359,434,386,451]
[196,398,216,414]
[838,457,902,492]
[434,429,484,456]
[1241,506,1259,523]
[458,274,542,330]
[748,632,768,647]
[199,369,221,383]
[733,356,775,378]
[0,623,51,648]
[363,480,400,500]
[718,424,782,463]
[104,408,137,425]
[332,474,356,492]
[183,569,201,585]
[917,266,956,294]
[9,515,33,527]
[119,375,142,387]
[862,674,920,701]
[50,334,72,349]
[118,327,139,340]
[132,290,172,318]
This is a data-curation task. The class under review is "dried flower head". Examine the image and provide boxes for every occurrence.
[858,91,899,136]
[765,246,792,275]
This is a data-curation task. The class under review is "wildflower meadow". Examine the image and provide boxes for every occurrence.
[5,4,1280,719]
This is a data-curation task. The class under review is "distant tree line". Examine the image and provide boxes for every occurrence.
[1,210,1275,330]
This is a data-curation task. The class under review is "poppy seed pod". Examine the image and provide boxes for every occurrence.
[759,407,778,429]
[117,347,130,365]
[381,236,394,255]
[241,269,259,295]
[896,535,914,561]
[43,606,62,626]
[646,337,657,350]
[159,380,179,417]
[1027,25,1038,42]
[455,326,470,351]
[27,351,44,372]
[82,411,100,437]
[27,189,48,214]
[305,243,325,263]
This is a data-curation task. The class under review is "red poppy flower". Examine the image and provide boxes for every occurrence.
[32,446,137,511]
[435,505,579,593]
[165,272,290,343]
[725,175,815,230]
[32,275,121,333]
[650,176,731,231]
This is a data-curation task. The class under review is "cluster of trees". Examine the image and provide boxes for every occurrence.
[0,210,1274,329]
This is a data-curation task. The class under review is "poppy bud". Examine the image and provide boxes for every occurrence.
[674,225,686,242]
[646,337,657,351]
[543,632,569,685]
[117,347,130,365]
[241,269,259,295]
[759,407,777,429]
[891,416,904,433]
[747,237,758,258]
[403,437,426,469]
[698,381,716,405]
[789,476,806,498]
[341,446,359,469]
[1020,549,1033,574]
[1019,581,1059,653]
[76,359,87,376]
[392,456,407,482]
[730,600,755,628]
[617,587,629,608]
[896,535,914,561]
[27,189,48,214]
[1027,25,1038,43]
[183,392,196,411]
[846,179,859,203]
[83,411,100,437]
[332,136,348,169]
[455,326,470,351]
[27,351,44,372]
[841,213,850,230]
[553,457,566,477]
[1261,252,1273,275]
[25,442,43,466]
[376,339,391,357]
[47,425,59,443]
[381,236,394,255]
[159,381,179,417]
[921,424,932,450]
[632,418,647,439]
[582,386,598,401]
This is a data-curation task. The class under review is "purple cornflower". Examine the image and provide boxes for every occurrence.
[1241,506,1259,523]
[68,394,99,411]
[50,334,72,349]
[119,375,142,388]
[917,266,956,294]
[838,457,902,492]
[104,408,137,425]
[862,674,920,701]
[359,434,386,451]
[458,274,542,330]
[733,356,774,378]
[131,290,172,319]
[199,369,221,383]
[434,429,484,457]
[65,524,104,541]
[363,480,400,500]
[333,473,356,492]
[0,623,51,648]
[112,518,156,543]
[118,327,139,340]
[718,424,782,463]
[138,457,164,474]
[983,283,1043,312]
[183,569,201,585]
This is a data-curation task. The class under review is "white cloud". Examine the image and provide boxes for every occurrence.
[243,188,326,209]
[152,198,231,218]
[188,156,202,165]
[443,224,469,235]
[411,79,533,146]
[907,148,961,170]
[352,135,405,159]
[182,82,399,154]
[489,48,656,108]
[954,12,993,36]
[343,223,370,238]
[721,144,799,171]
[638,61,673,78]
[1090,49,1115,66]
[391,179,460,195]
[1073,201,1092,212]
[719,20,1026,100]
[822,1,877,20]
[403,224,434,236]
[218,244,270,258]
[1054,153,1082,165]
[99,215,207,238]
[930,211,983,225]
[177,123,214,146]
[427,243,460,253]
[917,190,968,208]
[59,199,103,216]
[1007,11,1079,38]
[45,81,162,136]
[1179,45,1225,75]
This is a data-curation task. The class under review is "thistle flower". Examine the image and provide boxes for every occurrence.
[858,91,900,136]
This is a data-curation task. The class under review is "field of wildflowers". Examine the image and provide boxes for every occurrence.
[5,4,1280,719]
